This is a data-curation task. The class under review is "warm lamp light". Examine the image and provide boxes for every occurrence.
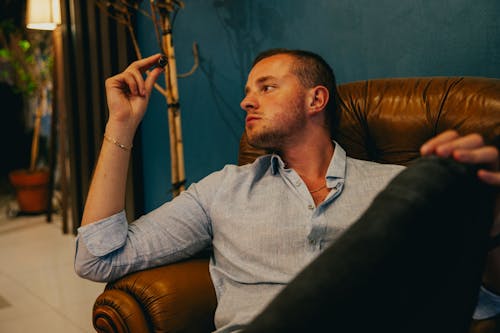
[26,0,61,31]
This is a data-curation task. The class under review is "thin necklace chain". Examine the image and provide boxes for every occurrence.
[309,184,327,193]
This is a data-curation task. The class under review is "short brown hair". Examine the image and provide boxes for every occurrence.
[252,49,340,136]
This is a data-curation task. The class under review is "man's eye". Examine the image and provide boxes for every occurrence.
[263,85,275,92]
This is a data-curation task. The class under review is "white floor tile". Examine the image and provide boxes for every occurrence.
[0,308,84,333]
[0,210,103,332]
[11,263,104,309]
[0,273,48,322]
[63,299,99,332]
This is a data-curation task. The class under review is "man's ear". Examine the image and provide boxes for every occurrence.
[307,86,329,115]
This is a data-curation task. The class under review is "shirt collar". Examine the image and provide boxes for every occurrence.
[270,141,347,182]
[270,153,284,175]
[327,141,346,181]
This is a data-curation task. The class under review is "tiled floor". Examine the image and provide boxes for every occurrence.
[0,196,104,332]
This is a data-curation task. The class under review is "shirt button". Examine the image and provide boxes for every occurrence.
[307,204,314,210]
[295,181,301,187]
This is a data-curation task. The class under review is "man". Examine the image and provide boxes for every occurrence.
[75,49,500,332]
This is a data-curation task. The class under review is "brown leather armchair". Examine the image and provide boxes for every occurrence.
[93,77,500,333]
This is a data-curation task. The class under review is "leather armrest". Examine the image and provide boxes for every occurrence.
[93,258,217,332]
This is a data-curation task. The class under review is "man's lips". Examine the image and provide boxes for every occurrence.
[246,115,260,125]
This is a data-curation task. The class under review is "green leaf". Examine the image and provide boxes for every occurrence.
[0,48,11,59]
[18,40,31,52]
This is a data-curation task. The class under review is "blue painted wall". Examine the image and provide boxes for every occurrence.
[137,0,500,212]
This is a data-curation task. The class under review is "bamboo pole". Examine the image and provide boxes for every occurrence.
[160,11,185,196]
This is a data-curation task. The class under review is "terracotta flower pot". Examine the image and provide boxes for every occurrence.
[8,169,49,213]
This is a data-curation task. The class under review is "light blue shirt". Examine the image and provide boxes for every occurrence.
[75,143,500,331]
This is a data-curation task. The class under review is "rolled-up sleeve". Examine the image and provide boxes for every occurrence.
[74,179,216,282]
[74,211,129,281]
[78,211,128,256]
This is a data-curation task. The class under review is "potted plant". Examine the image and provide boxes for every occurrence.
[0,19,54,213]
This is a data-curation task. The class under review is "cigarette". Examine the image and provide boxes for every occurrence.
[158,55,168,68]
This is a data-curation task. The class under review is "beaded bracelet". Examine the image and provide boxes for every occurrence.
[103,134,133,151]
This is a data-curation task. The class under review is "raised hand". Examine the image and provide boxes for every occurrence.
[105,53,164,133]
[420,130,500,186]
[81,54,164,226]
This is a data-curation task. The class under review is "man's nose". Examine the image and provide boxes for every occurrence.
[240,94,258,112]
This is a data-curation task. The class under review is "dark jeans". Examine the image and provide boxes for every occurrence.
[243,156,494,333]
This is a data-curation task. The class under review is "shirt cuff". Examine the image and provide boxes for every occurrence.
[76,210,128,257]
[473,286,500,320]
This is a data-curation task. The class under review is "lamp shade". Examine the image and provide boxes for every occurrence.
[26,0,61,30]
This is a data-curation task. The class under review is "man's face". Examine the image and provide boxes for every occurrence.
[240,54,308,150]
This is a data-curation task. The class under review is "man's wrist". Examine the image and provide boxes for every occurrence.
[104,122,136,148]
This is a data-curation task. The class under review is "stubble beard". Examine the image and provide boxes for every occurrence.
[247,96,307,151]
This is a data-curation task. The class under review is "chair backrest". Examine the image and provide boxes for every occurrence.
[238,77,500,166]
